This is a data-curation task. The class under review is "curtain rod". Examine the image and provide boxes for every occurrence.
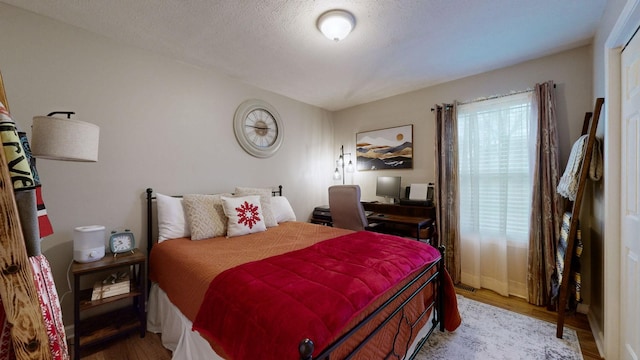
[458,88,534,106]
[430,83,555,111]
[430,104,453,112]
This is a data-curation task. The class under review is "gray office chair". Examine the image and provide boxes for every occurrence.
[328,185,380,231]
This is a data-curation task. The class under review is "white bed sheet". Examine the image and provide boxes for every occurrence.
[147,282,436,359]
[147,282,223,359]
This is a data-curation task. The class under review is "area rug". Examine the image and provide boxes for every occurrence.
[415,296,583,359]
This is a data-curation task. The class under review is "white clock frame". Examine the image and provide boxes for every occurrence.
[233,99,284,158]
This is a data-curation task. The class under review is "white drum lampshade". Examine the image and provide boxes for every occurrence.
[73,225,105,263]
[31,114,99,162]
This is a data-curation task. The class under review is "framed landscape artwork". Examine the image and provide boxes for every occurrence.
[356,125,413,170]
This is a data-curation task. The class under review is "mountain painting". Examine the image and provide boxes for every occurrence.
[356,125,413,170]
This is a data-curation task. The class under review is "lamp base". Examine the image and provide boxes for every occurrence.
[73,246,105,263]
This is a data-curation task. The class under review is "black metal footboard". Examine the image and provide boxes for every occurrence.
[299,245,446,360]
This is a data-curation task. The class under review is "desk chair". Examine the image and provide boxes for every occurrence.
[328,185,381,231]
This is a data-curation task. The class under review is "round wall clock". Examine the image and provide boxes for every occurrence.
[233,99,283,158]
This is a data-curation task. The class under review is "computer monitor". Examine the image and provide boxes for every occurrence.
[376,176,401,203]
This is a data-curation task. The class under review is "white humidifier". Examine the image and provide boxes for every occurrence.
[73,225,106,263]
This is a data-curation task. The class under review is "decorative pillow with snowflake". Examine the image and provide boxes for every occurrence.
[221,195,267,237]
[234,187,278,228]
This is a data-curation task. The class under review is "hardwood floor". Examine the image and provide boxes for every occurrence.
[74,330,171,360]
[75,287,602,359]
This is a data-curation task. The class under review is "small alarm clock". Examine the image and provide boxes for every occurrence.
[109,229,136,257]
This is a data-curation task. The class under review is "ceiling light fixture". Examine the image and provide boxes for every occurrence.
[317,10,355,42]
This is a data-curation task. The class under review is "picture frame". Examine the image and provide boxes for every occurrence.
[356,124,413,170]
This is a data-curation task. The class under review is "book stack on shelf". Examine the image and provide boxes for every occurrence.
[91,271,130,301]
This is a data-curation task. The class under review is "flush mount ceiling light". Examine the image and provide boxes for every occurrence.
[317,9,355,42]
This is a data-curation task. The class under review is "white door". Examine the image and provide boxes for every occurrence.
[621,29,640,360]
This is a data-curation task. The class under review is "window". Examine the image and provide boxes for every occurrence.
[457,91,535,297]
[458,92,534,241]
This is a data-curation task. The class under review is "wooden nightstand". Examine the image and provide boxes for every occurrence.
[71,249,146,360]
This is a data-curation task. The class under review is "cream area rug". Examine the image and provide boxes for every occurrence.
[415,296,583,359]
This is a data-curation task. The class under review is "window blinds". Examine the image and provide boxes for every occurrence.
[457,91,535,242]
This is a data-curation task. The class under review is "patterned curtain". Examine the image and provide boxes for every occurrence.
[434,103,461,284]
[527,81,563,306]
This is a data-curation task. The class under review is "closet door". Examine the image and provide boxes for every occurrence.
[621,29,640,360]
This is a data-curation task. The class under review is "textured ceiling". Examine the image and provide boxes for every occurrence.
[1,0,607,111]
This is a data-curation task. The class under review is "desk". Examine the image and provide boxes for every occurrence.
[367,213,433,242]
[310,202,436,243]
[362,202,436,243]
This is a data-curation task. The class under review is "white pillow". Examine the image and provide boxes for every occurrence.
[271,196,296,223]
[234,187,278,227]
[183,194,229,240]
[221,195,267,237]
[156,193,190,242]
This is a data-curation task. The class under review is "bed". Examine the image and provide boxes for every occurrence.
[145,186,460,359]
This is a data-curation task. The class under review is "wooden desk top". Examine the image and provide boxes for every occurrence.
[362,202,434,219]
[366,212,435,242]
[367,213,433,226]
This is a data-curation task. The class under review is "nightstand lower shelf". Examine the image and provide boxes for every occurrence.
[77,307,143,349]
[78,286,143,311]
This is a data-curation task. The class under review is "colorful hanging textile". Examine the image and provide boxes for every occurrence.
[0,102,54,253]
[0,101,66,358]
[29,255,69,360]
[0,102,35,190]
[0,255,69,360]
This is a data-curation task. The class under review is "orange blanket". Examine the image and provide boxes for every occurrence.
[149,222,352,321]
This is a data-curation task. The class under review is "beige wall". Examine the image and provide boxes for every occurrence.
[0,3,336,325]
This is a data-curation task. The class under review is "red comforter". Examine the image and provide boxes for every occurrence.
[193,231,451,360]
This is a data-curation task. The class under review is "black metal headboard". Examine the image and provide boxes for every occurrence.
[145,185,283,255]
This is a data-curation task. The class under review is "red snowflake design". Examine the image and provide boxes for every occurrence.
[235,201,261,229]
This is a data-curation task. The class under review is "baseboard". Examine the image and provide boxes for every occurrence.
[576,303,589,315]
[576,303,605,358]
[587,310,605,358]
[454,283,477,293]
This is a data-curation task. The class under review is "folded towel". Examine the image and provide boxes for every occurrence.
[557,135,603,201]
